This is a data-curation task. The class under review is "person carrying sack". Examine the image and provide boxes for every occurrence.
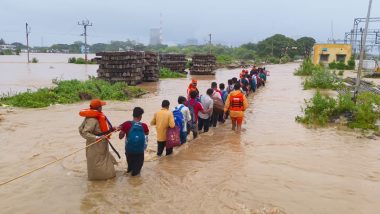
[151,100,175,156]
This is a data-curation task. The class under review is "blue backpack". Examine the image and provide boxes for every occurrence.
[173,105,185,132]
[126,121,145,154]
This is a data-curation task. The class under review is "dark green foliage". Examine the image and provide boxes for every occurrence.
[297,92,380,130]
[68,57,95,64]
[159,68,186,78]
[0,78,145,108]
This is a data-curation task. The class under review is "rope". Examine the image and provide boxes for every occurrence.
[0,130,118,186]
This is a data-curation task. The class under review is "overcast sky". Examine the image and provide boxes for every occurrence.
[0,0,379,46]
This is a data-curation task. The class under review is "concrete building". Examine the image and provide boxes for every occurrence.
[0,44,16,51]
[150,28,162,45]
[312,44,352,65]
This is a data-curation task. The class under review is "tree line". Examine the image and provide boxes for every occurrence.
[0,34,316,64]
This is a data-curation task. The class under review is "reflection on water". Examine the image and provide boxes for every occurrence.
[0,62,379,214]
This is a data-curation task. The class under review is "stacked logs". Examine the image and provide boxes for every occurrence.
[190,54,216,75]
[159,53,187,73]
[143,52,159,82]
[96,51,160,85]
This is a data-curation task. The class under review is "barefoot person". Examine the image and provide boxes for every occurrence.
[78,99,117,180]
[224,83,249,132]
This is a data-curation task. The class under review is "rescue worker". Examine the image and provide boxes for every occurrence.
[224,83,249,132]
[79,99,117,180]
[187,79,199,98]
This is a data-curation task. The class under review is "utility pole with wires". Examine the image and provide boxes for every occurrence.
[208,33,212,54]
[25,23,31,63]
[78,19,92,62]
[354,0,372,101]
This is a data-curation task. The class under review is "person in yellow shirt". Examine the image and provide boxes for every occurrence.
[224,83,249,132]
[151,100,176,156]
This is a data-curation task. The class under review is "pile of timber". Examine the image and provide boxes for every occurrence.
[143,52,159,82]
[190,54,216,75]
[159,53,187,73]
[96,51,159,85]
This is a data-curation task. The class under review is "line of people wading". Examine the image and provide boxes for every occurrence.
[79,66,268,180]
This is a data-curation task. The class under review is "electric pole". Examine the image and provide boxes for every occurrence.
[78,19,92,62]
[354,0,372,101]
[208,33,212,54]
[25,23,31,63]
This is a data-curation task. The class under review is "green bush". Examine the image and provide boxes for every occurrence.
[216,54,233,65]
[303,68,342,90]
[68,57,76,63]
[347,56,356,70]
[297,91,380,130]
[296,91,337,126]
[294,58,322,76]
[31,57,38,63]
[267,56,280,64]
[160,68,186,78]
[0,78,145,108]
[74,57,86,64]
[329,61,337,69]
[338,70,344,76]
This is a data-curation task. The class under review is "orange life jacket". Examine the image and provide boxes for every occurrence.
[187,84,199,97]
[79,109,110,134]
[229,92,244,111]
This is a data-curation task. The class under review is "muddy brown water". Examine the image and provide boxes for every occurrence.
[0,63,380,214]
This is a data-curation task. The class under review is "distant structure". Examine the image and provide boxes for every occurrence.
[150,28,162,45]
[312,44,352,65]
[78,19,92,62]
[149,13,163,45]
[185,39,198,46]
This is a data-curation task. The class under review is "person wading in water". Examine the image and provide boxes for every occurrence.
[79,99,117,180]
[224,83,249,132]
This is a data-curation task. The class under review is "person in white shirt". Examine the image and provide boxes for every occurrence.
[198,89,214,133]
[174,96,192,144]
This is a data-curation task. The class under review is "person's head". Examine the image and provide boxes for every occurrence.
[206,88,214,96]
[245,74,250,78]
[219,83,225,90]
[190,90,198,99]
[90,99,106,112]
[133,107,144,120]
[234,83,241,91]
[211,82,217,89]
[162,100,170,109]
[228,79,233,85]
[232,77,238,83]
[178,96,187,105]
[191,79,197,87]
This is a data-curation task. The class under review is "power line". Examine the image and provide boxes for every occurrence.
[78,19,92,62]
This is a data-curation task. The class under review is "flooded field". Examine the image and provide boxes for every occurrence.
[0,53,97,96]
[0,59,379,214]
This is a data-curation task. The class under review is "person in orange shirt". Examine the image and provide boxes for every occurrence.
[187,79,199,98]
[224,83,249,132]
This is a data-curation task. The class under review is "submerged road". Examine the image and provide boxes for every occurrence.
[0,63,379,214]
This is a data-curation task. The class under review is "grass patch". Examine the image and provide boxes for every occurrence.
[303,68,343,90]
[31,57,38,63]
[296,91,380,130]
[0,77,146,108]
[160,68,186,78]
[68,57,96,64]
[294,58,323,76]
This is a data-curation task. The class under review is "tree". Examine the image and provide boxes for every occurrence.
[240,42,257,51]
[296,37,316,58]
[90,43,107,53]
[0,38,5,45]
[256,34,297,58]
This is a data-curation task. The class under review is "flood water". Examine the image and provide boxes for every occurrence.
[0,56,379,214]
